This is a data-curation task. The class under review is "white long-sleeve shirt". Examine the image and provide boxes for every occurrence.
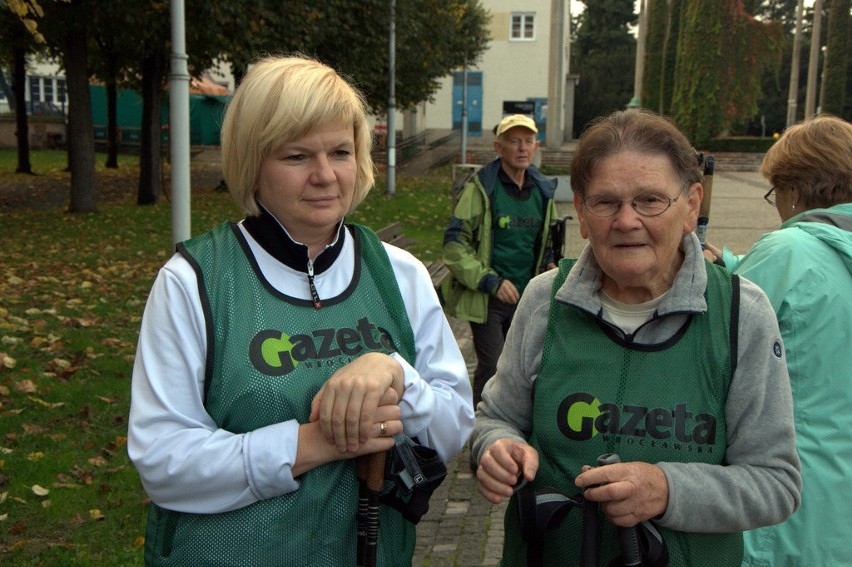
[128,222,473,514]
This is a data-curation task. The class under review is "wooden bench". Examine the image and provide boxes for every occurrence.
[375,222,450,292]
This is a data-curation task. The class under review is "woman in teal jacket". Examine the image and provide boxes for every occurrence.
[706,114,852,567]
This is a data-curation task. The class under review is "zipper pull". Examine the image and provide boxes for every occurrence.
[306,259,322,309]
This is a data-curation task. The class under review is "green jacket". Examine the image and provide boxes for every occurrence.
[441,159,558,323]
[723,204,852,567]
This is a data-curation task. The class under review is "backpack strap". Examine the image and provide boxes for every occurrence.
[729,274,740,378]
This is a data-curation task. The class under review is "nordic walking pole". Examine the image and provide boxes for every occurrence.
[356,451,386,567]
[580,492,600,567]
[696,155,715,247]
[596,454,642,567]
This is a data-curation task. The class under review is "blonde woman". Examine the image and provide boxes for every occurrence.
[128,55,473,566]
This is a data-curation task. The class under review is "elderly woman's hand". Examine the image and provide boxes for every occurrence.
[575,461,669,527]
[476,438,539,504]
[309,352,404,453]
[702,242,725,266]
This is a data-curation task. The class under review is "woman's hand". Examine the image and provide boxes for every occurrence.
[702,242,724,266]
[575,461,669,527]
[476,438,539,504]
[309,352,404,453]
[294,401,400,477]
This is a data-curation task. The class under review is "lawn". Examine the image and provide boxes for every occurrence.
[0,149,455,565]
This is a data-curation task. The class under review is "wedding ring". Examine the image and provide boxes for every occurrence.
[379,421,388,437]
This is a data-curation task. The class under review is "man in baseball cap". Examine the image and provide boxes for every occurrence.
[494,114,538,137]
[441,113,558,421]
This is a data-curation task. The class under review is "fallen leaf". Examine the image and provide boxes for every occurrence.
[10,519,28,534]
[1,353,16,369]
[26,452,45,462]
[32,484,50,496]
[15,379,36,393]
[9,539,30,551]
[27,396,65,409]
[22,423,46,434]
[88,508,105,521]
[88,456,108,467]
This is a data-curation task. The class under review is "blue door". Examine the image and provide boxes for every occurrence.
[452,71,482,137]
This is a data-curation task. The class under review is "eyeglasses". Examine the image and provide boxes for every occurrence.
[581,192,683,218]
[764,187,776,206]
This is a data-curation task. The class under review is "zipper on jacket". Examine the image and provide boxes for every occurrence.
[306,259,322,309]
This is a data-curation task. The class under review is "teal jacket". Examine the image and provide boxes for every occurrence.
[441,159,557,324]
[723,204,852,567]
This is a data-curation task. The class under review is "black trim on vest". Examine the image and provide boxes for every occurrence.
[597,315,693,352]
[729,275,740,378]
[176,241,217,404]
[229,222,362,308]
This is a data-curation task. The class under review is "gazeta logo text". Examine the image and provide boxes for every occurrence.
[248,317,395,376]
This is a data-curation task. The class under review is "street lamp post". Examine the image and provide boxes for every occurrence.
[386,0,396,195]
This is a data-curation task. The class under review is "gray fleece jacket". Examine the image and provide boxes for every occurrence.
[471,232,802,533]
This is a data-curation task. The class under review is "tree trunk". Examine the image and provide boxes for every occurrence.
[105,76,119,168]
[64,30,97,213]
[12,47,32,175]
[137,53,167,206]
[820,0,850,115]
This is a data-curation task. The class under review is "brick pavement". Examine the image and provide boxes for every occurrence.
[411,169,775,566]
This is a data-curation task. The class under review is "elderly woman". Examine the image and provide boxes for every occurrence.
[706,115,852,567]
[470,109,801,566]
[128,55,473,566]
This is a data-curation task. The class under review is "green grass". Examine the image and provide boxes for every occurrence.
[0,150,455,565]
[0,148,138,173]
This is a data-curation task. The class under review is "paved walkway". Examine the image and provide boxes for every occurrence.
[412,169,777,566]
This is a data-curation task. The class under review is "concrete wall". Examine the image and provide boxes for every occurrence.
[0,117,65,149]
[421,0,553,135]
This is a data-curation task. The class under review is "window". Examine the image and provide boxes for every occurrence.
[511,13,535,41]
[44,77,54,103]
[29,76,42,102]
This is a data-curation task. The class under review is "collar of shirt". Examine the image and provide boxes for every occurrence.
[242,202,346,275]
[497,166,534,198]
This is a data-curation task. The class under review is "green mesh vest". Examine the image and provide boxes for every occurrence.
[501,259,743,567]
[491,179,545,295]
[144,222,417,566]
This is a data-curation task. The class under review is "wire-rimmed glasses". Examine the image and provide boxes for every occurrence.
[581,192,683,218]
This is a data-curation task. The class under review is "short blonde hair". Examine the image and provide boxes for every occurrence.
[760,114,852,209]
[220,55,375,216]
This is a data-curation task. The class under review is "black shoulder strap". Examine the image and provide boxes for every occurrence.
[729,274,740,378]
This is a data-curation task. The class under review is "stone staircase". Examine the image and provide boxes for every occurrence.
[373,131,764,175]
